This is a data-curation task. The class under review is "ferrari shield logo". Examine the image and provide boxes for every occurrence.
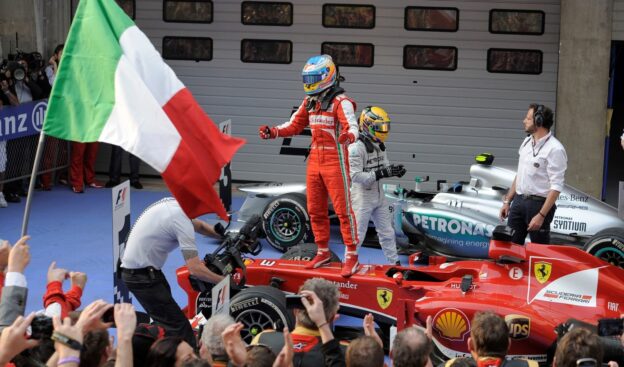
[377,288,393,309]
[534,261,552,284]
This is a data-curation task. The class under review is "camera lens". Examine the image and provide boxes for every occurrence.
[13,68,25,81]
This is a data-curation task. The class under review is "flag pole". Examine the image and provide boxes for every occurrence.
[21,132,47,236]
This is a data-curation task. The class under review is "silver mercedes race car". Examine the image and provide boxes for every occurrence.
[235,155,624,268]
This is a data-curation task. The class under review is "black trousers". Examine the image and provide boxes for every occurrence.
[121,267,196,348]
[109,145,140,183]
[508,195,556,245]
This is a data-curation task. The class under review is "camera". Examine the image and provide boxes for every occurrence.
[598,318,624,337]
[200,215,265,287]
[30,315,53,340]
[4,61,26,81]
[285,295,304,309]
[102,307,115,325]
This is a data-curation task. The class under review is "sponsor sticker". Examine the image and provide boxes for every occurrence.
[608,302,619,312]
[259,260,276,267]
[377,288,393,309]
[230,297,259,312]
[331,280,358,290]
[552,218,587,232]
[527,257,603,308]
[433,308,470,341]
[505,314,530,339]
[450,283,478,291]
[509,267,523,280]
[533,261,552,284]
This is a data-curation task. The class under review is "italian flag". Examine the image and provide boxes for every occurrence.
[43,0,245,220]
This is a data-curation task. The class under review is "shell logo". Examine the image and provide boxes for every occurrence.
[433,308,470,341]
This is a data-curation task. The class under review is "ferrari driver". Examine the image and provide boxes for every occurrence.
[258,54,360,277]
[349,106,405,265]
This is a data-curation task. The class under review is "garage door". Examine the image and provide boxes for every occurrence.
[134,0,560,188]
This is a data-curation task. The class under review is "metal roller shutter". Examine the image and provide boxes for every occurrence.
[132,0,560,189]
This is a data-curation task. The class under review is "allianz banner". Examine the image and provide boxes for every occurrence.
[0,99,48,141]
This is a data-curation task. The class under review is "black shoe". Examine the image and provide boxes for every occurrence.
[131,181,143,190]
[5,193,21,203]
[105,180,120,188]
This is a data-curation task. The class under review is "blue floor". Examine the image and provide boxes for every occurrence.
[0,185,399,315]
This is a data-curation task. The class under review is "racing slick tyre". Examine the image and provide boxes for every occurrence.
[229,286,295,344]
[280,243,340,263]
[262,193,314,252]
[583,227,624,269]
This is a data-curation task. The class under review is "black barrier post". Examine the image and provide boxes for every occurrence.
[21,132,46,236]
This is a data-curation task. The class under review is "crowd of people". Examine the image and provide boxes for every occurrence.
[0,41,622,367]
[0,235,621,367]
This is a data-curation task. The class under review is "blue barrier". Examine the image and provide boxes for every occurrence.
[0,99,48,141]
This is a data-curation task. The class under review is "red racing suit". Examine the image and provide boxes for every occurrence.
[274,91,359,250]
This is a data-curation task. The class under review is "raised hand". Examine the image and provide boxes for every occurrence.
[8,236,31,273]
[69,271,87,290]
[75,299,113,333]
[222,322,247,367]
[363,313,383,347]
[259,125,278,139]
[114,303,137,341]
[273,327,294,367]
[47,261,68,283]
[0,313,40,364]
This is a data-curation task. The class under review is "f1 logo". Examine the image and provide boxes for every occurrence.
[116,187,127,206]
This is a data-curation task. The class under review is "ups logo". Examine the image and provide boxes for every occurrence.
[505,314,530,339]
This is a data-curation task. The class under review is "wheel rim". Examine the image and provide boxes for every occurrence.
[270,208,302,242]
[595,246,624,268]
[236,309,278,343]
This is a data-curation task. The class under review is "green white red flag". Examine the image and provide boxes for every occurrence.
[43,0,245,220]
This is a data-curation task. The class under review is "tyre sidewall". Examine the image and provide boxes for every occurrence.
[229,288,294,342]
[262,196,313,252]
[584,235,624,267]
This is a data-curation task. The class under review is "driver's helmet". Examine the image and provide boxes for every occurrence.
[359,106,391,143]
[302,54,337,95]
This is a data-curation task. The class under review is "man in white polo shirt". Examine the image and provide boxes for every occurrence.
[499,104,567,245]
[121,197,224,348]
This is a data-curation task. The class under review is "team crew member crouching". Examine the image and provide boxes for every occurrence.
[349,106,405,265]
[259,54,360,277]
[120,197,224,348]
[499,104,567,245]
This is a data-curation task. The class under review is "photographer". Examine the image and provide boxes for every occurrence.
[554,328,604,367]
[554,318,624,367]
[45,44,63,86]
[0,95,9,208]
[249,278,345,367]
[2,54,44,203]
[120,197,224,348]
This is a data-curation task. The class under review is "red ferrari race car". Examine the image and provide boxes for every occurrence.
[176,218,624,364]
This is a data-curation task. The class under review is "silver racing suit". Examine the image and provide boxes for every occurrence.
[348,138,399,264]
